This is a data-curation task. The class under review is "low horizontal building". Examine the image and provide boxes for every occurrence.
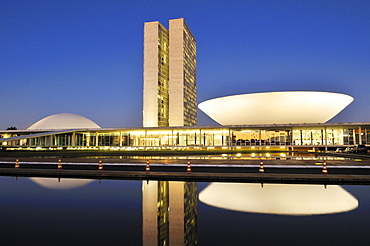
[1,122,369,152]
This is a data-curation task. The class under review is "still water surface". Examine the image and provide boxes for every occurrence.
[1,176,369,246]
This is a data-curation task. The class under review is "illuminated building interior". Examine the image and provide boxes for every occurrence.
[0,123,370,150]
[1,122,369,151]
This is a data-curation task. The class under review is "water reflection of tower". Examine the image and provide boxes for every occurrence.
[142,181,198,246]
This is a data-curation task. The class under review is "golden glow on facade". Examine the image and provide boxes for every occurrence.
[2,123,369,150]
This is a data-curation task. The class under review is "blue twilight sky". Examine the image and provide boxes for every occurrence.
[1,0,369,130]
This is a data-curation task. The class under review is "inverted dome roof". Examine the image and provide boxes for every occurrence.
[198,91,354,125]
[27,113,100,130]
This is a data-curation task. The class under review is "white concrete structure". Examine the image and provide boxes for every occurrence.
[27,113,100,130]
[198,91,354,125]
[199,183,358,215]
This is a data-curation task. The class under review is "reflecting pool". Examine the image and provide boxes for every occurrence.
[1,176,370,246]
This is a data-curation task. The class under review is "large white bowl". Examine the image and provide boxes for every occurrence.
[198,91,353,125]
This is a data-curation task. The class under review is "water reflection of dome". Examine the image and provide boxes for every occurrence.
[27,113,100,130]
[198,91,354,125]
[199,183,358,216]
[29,177,94,189]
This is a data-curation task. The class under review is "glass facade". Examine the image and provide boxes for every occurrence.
[157,24,170,127]
[2,124,369,149]
[182,21,197,126]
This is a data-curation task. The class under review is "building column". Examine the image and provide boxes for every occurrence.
[324,127,328,152]
[199,129,202,146]
[259,130,262,151]
[145,130,147,149]
[71,133,76,147]
[228,129,231,149]
[359,127,362,145]
[353,129,356,145]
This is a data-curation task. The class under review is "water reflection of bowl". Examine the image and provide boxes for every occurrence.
[198,91,354,125]
[199,183,358,216]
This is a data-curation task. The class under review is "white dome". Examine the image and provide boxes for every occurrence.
[199,183,358,216]
[198,91,354,125]
[27,113,100,130]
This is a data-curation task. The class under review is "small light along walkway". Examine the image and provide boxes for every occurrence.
[1,156,370,185]
[1,157,370,168]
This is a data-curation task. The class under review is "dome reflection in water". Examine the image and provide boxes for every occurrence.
[29,177,94,190]
[199,183,358,216]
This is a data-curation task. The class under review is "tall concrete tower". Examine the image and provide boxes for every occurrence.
[143,21,170,127]
[143,18,196,127]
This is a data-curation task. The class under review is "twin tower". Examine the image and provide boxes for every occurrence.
[143,18,197,127]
